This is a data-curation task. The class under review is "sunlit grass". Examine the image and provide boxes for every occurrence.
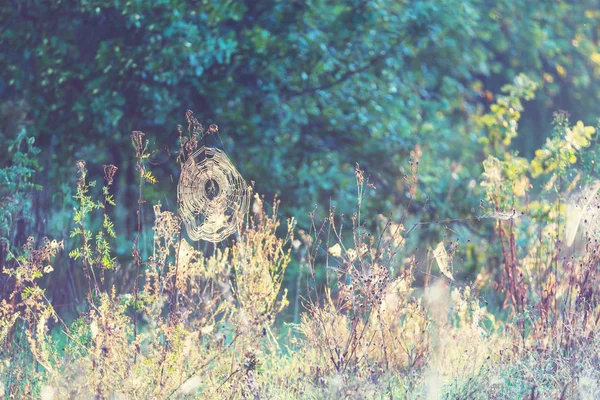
[2,112,600,399]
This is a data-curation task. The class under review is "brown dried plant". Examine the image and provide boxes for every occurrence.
[299,164,430,379]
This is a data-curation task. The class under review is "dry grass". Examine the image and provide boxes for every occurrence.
[2,115,600,399]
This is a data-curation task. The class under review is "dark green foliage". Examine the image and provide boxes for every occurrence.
[2,0,600,231]
[0,101,41,254]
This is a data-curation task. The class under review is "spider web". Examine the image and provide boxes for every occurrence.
[177,146,250,242]
[565,183,600,247]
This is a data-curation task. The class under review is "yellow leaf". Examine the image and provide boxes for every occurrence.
[566,120,595,150]
[328,243,342,258]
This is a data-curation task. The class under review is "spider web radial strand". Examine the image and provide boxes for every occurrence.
[177,146,249,242]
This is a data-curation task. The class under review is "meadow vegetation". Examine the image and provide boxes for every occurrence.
[2,1,600,398]
[1,105,600,399]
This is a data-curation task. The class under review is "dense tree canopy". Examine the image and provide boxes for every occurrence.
[1,0,600,248]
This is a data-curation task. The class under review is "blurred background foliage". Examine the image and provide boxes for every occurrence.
[1,0,600,317]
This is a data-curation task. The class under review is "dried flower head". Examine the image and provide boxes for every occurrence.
[76,160,86,172]
[207,124,219,134]
[103,164,118,186]
[130,131,145,156]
